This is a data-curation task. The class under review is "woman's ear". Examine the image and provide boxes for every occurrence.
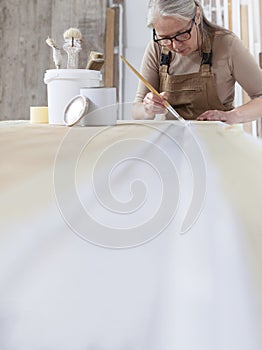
[195,7,201,25]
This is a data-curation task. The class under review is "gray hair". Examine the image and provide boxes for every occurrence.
[147,0,196,26]
[147,0,226,32]
[147,0,228,51]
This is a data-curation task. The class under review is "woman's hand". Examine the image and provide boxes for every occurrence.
[196,110,237,124]
[143,92,169,116]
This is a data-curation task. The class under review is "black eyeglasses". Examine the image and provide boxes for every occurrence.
[153,16,196,46]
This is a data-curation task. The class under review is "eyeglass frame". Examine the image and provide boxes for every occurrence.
[153,16,196,46]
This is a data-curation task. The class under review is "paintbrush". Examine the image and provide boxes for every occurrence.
[120,55,186,123]
[46,37,62,69]
[86,51,104,71]
[63,28,82,69]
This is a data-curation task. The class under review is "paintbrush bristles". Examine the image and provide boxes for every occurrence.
[46,37,58,49]
[63,28,82,40]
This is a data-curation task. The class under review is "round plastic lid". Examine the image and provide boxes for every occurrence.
[64,95,89,126]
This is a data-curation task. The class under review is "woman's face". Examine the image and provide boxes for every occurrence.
[154,15,199,55]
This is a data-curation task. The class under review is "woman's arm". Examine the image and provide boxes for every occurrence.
[132,41,162,119]
[198,33,262,124]
[197,97,262,124]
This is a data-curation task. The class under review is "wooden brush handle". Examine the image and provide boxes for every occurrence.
[120,55,162,98]
[120,55,186,123]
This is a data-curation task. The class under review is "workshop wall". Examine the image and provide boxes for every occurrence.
[0,0,107,120]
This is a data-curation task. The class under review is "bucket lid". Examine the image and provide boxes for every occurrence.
[64,95,89,126]
[44,69,102,84]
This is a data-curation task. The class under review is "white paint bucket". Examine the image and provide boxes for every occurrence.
[44,69,102,125]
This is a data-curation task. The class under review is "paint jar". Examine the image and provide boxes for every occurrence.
[64,88,117,127]
[79,87,117,125]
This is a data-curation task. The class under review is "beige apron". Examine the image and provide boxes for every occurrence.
[159,38,233,120]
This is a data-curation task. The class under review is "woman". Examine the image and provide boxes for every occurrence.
[133,0,262,123]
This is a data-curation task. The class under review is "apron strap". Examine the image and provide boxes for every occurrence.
[159,32,215,76]
[200,32,214,75]
[159,46,171,74]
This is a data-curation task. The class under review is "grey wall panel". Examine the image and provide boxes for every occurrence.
[0,0,107,120]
